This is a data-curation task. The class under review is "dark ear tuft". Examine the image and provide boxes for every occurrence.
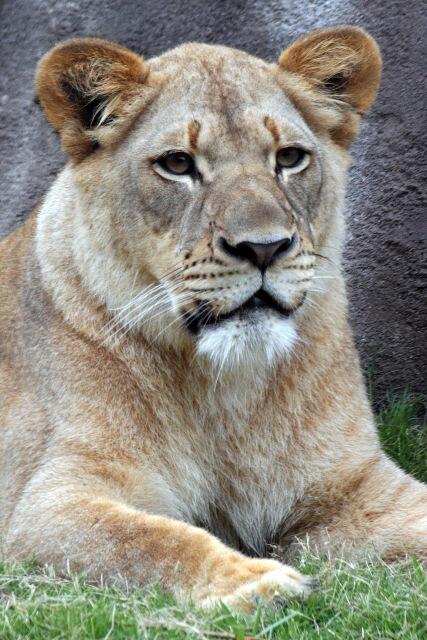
[323,73,347,94]
[60,80,115,129]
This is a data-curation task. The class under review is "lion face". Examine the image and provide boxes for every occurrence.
[114,46,328,367]
[36,29,381,370]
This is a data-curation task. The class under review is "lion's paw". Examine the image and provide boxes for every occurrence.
[199,557,316,614]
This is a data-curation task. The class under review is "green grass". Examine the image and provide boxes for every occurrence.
[1,396,426,639]
[378,393,427,483]
[1,555,426,640]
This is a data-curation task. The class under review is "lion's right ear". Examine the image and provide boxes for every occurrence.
[36,38,151,160]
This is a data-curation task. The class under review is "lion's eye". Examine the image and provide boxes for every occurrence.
[158,152,195,175]
[276,147,306,170]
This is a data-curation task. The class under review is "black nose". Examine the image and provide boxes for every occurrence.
[220,234,298,270]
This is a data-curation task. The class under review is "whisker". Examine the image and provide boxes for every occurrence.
[311,252,338,268]
[104,272,191,333]
[188,301,216,330]
[106,286,171,327]
[104,284,182,337]
[214,339,233,389]
[151,300,212,344]
[104,283,186,338]
[129,269,139,299]
[314,244,342,251]
[142,293,195,325]
[106,307,166,344]
[108,291,195,344]
[108,265,185,313]
[123,289,194,329]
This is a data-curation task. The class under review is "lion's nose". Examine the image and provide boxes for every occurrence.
[219,234,298,270]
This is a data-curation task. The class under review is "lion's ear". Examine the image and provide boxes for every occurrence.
[278,26,382,146]
[36,38,150,160]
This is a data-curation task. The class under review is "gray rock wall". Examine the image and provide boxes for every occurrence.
[0,0,425,404]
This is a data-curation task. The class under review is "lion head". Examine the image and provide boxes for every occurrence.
[36,27,381,371]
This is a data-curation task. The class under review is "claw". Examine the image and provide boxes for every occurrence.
[306,576,320,591]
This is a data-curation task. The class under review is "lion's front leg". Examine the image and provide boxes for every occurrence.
[287,456,427,561]
[5,459,314,613]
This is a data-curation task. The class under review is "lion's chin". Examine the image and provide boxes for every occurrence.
[196,311,298,374]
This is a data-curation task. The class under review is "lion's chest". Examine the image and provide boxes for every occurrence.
[143,413,305,555]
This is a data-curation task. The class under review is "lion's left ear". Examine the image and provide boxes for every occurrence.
[278,26,382,147]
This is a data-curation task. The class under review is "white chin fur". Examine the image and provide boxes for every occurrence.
[196,312,297,374]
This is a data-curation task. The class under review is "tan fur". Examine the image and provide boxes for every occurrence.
[0,26,426,612]
[278,26,382,147]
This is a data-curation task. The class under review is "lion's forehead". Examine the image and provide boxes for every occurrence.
[145,43,310,145]
[148,41,273,82]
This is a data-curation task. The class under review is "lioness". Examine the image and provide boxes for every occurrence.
[0,25,426,611]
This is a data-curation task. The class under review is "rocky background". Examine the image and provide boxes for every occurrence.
[0,0,425,405]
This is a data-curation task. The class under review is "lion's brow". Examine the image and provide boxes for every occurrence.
[263,115,280,143]
[188,119,201,150]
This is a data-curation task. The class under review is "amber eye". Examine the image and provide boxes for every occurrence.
[276,147,306,169]
[157,151,195,175]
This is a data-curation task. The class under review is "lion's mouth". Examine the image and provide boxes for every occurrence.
[238,289,290,316]
[184,289,298,334]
